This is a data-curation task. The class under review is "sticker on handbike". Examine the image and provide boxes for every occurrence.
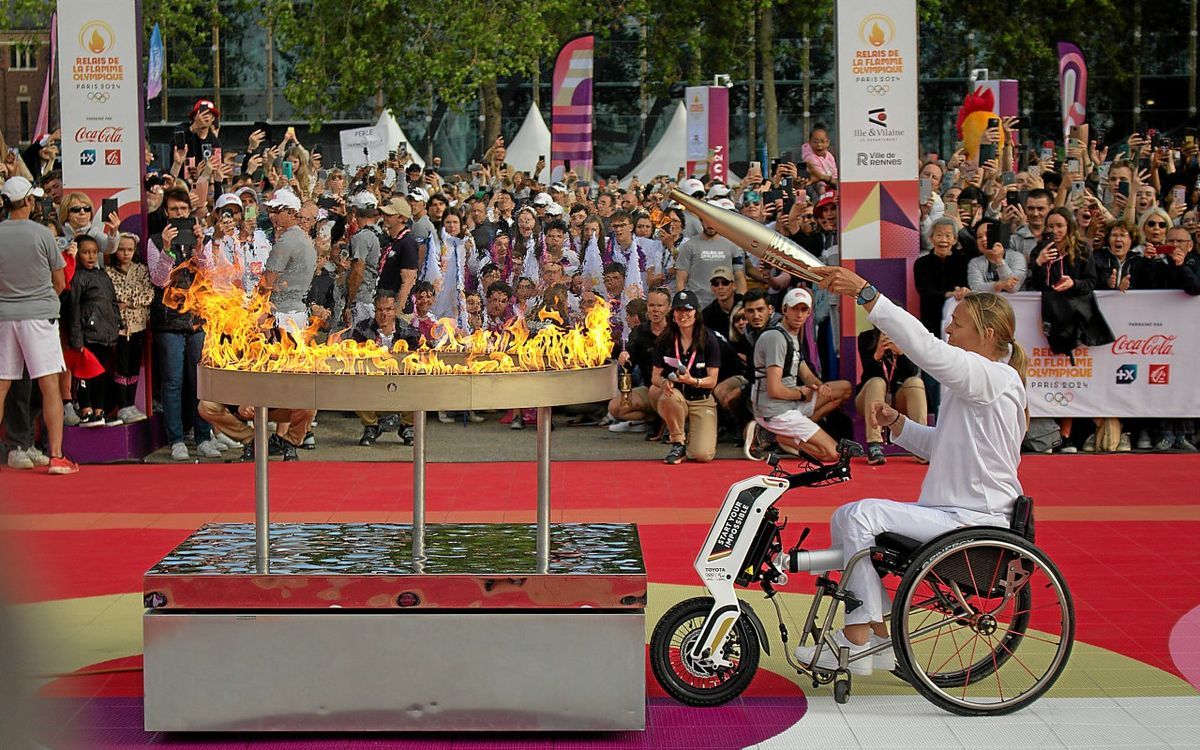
[707,494,754,561]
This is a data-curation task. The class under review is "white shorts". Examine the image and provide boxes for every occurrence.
[757,399,819,442]
[274,310,309,337]
[0,319,66,380]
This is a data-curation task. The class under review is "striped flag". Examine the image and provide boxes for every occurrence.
[550,34,594,183]
[147,24,164,100]
[1057,42,1087,139]
[34,13,58,139]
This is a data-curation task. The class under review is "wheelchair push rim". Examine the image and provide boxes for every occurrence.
[893,533,1074,715]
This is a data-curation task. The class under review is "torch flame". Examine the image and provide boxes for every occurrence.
[167,253,612,376]
[88,28,107,54]
[868,22,885,47]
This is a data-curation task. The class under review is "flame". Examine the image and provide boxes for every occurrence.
[868,22,885,47]
[166,254,612,376]
[88,28,107,54]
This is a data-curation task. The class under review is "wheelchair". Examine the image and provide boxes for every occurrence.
[650,441,1075,716]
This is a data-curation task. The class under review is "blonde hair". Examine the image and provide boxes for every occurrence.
[59,191,93,219]
[284,146,315,200]
[958,292,1026,387]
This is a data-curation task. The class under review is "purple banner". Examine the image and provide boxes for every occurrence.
[550,34,594,183]
[1057,42,1087,139]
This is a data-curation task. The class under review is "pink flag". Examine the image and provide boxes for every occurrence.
[550,34,594,183]
[35,13,58,139]
[1057,42,1087,139]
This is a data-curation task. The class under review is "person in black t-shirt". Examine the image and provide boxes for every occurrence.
[176,99,222,168]
[652,291,721,465]
[606,288,669,430]
[701,265,744,339]
[377,197,420,311]
[856,326,926,465]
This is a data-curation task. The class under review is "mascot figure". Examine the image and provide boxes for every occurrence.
[956,86,1006,163]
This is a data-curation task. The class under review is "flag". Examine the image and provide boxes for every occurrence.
[147,24,164,101]
[35,13,58,139]
[1057,42,1087,139]
[550,34,594,183]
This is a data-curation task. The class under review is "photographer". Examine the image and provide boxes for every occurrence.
[652,291,721,465]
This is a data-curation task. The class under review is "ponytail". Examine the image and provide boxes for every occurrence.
[1008,340,1028,387]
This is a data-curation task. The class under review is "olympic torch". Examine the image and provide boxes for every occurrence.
[669,188,826,282]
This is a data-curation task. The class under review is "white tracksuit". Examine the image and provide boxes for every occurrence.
[837,295,1026,625]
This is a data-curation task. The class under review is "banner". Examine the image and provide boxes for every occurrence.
[684,86,729,182]
[834,0,920,262]
[943,291,1200,418]
[35,13,58,139]
[57,0,146,220]
[339,115,389,169]
[550,34,594,183]
[146,23,163,100]
[977,79,1019,119]
[1057,42,1087,140]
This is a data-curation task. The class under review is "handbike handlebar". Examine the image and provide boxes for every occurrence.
[768,439,864,489]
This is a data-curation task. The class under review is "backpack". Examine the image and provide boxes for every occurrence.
[753,325,799,412]
[1022,417,1061,453]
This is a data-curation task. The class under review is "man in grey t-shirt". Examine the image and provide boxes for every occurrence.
[346,192,383,326]
[260,190,317,336]
[0,176,76,473]
[675,210,747,307]
[749,287,851,463]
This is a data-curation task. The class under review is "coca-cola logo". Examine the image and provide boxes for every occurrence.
[75,126,124,144]
[1110,334,1176,357]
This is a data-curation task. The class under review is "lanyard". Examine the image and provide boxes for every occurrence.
[674,336,698,375]
[881,351,896,384]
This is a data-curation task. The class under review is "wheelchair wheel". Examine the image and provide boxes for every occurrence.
[891,529,1074,716]
[650,596,761,707]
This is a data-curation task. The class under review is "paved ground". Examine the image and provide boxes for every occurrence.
[144,410,754,464]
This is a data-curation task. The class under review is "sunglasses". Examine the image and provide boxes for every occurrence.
[710,278,733,287]
[1146,221,1168,228]
[68,206,92,213]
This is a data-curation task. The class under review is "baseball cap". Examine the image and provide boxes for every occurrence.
[532,192,553,207]
[264,188,301,212]
[190,98,220,120]
[549,182,568,193]
[234,186,258,201]
[709,266,734,283]
[782,287,813,310]
[213,193,242,210]
[1,176,45,202]
[405,163,422,174]
[349,191,379,211]
[380,196,412,219]
[709,198,736,211]
[545,202,565,216]
[815,191,838,211]
[672,290,700,310]
[707,183,731,199]
[680,178,705,196]
[408,187,429,203]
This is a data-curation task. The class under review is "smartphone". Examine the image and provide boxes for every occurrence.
[958,199,975,217]
[769,157,781,174]
[1006,190,1021,207]
[1172,185,1187,205]
[101,197,118,220]
[388,150,396,160]
[1067,158,1081,175]
[282,161,294,180]
[172,130,186,151]
[285,126,297,142]
[1001,171,1016,186]
[244,204,258,222]
[40,196,55,218]
[1071,180,1086,198]
[200,142,213,161]
[168,217,196,250]
[1117,180,1130,198]
[1040,141,1055,162]
[978,142,997,164]
[763,189,784,204]
[398,142,408,157]
[919,178,932,204]
[1185,128,1197,147]
[564,159,571,171]
[539,154,545,162]
[317,194,338,210]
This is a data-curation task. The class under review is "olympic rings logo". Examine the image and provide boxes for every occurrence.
[1044,392,1075,405]
[865,85,890,96]
[87,92,110,103]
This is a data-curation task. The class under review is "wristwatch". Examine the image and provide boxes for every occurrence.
[856,283,879,306]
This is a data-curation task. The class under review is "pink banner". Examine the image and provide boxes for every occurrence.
[708,87,729,183]
[1057,42,1087,139]
[35,13,58,139]
[550,34,594,183]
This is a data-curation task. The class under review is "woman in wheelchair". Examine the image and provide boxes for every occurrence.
[802,266,1028,675]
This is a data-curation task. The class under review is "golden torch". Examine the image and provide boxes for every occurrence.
[669,188,826,282]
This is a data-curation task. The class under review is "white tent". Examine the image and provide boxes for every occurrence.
[381,110,425,169]
[505,103,551,176]
[621,102,686,186]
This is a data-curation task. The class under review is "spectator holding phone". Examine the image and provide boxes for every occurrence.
[967,218,1026,293]
[1095,221,1154,293]
[1137,207,1171,254]
[58,192,119,259]
[178,99,221,168]
[1005,188,1053,275]
[855,326,926,465]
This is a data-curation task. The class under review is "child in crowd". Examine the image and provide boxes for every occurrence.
[106,232,153,424]
[465,291,483,332]
[65,235,121,426]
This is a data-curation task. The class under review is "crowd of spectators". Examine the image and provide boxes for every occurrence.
[2,104,1198,473]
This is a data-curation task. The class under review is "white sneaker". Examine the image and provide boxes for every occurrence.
[871,633,895,671]
[793,628,873,676]
[467,411,485,423]
[170,442,190,461]
[196,438,224,458]
[608,420,649,433]
[23,445,50,467]
[117,406,148,424]
[63,403,81,427]
[1117,432,1132,452]
[438,411,454,424]
[6,448,34,470]
[215,432,241,450]
[1082,434,1096,453]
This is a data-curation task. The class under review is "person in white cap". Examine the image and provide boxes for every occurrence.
[208,193,272,295]
[745,286,851,463]
[0,176,77,474]
[346,191,387,326]
[678,178,707,239]
[259,189,317,337]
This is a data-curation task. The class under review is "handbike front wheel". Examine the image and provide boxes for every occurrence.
[650,596,761,707]
[892,529,1074,716]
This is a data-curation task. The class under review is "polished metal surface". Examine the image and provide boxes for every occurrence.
[412,410,427,563]
[144,610,646,732]
[536,406,552,573]
[670,188,826,282]
[147,523,646,576]
[197,362,616,411]
[253,407,270,574]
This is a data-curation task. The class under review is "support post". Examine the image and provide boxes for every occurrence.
[412,410,427,562]
[253,406,269,573]
[536,406,552,573]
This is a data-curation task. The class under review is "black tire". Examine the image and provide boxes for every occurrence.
[833,671,851,704]
[650,596,761,707]
[891,529,1074,716]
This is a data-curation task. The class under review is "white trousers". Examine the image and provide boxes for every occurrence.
[831,498,967,625]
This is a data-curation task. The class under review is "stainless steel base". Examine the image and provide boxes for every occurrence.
[144,610,646,732]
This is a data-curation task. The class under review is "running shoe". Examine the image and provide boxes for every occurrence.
[6,448,34,470]
[48,455,80,475]
[664,443,687,465]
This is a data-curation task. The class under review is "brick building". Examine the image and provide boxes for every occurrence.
[1,28,52,146]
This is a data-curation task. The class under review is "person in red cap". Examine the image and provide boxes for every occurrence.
[176,99,222,167]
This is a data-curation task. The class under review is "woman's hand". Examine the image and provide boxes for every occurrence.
[870,400,899,430]
[103,211,121,236]
[810,266,869,298]
[1036,244,1059,266]
[1052,275,1075,292]
[1118,273,1131,292]
[952,286,970,301]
